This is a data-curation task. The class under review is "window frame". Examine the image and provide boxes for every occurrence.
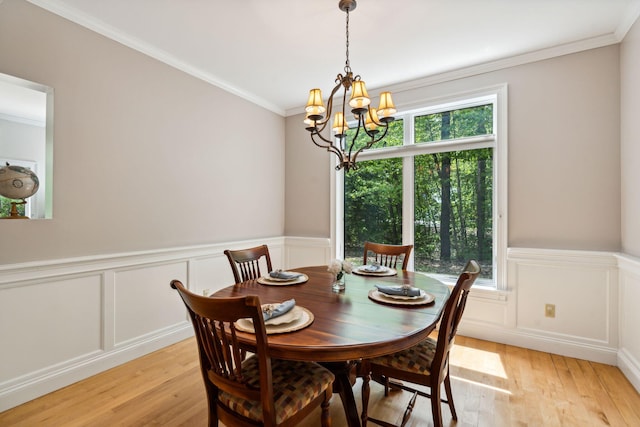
[332,84,508,291]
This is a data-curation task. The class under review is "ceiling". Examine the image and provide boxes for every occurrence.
[13,0,640,117]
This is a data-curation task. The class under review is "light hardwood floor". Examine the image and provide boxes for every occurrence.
[2,336,639,426]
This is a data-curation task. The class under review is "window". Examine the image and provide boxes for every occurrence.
[338,86,507,289]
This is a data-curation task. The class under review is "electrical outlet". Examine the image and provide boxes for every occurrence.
[545,304,555,318]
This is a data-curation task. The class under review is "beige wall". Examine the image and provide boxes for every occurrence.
[286,46,622,252]
[621,16,640,257]
[284,111,331,237]
[0,0,285,264]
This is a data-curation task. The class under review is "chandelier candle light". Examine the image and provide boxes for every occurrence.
[304,0,397,172]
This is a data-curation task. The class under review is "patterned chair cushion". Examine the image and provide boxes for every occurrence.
[369,337,437,375]
[219,356,334,424]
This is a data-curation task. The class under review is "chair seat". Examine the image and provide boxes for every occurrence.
[370,337,437,376]
[220,356,335,424]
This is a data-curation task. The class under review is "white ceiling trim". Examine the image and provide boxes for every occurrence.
[25,0,285,116]
[26,0,640,119]
[286,32,620,117]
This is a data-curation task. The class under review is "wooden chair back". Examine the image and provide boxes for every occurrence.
[224,244,273,284]
[170,280,275,424]
[431,260,481,382]
[363,241,414,270]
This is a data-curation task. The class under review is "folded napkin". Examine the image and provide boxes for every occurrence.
[375,285,421,297]
[269,270,302,280]
[363,264,387,272]
[262,299,296,321]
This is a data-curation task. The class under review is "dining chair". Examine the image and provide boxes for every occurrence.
[224,244,273,284]
[363,241,414,271]
[170,280,334,427]
[360,260,481,427]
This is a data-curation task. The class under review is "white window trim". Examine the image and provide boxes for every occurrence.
[332,84,508,291]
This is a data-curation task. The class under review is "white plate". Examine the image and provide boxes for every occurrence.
[353,267,397,277]
[257,274,309,286]
[361,265,390,273]
[375,288,426,300]
[368,289,436,306]
[264,271,304,281]
[263,305,302,325]
[235,307,314,334]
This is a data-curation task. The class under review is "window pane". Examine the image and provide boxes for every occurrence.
[344,157,403,264]
[415,104,493,143]
[344,118,404,152]
[414,148,493,279]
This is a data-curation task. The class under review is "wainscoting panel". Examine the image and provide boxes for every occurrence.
[284,236,332,269]
[515,261,612,342]
[189,254,235,296]
[0,237,285,412]
[617,254,640,393]
[113,262,188,346]
[501,249,619,364]
[0,274,102,383]
[462,292,509,328]
[2,240,638,410]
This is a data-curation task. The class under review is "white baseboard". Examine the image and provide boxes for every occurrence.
[459,321,619,365]
[0,324,193,412]
[619,347,640,393]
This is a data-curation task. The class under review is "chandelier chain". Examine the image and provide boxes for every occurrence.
[345,8,350,72]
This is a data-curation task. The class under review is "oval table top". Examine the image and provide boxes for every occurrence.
[211,265,450,363]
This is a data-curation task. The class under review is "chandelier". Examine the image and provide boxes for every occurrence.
[304,0,396,172]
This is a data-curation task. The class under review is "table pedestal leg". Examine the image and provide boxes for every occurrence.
[321,361,361,427]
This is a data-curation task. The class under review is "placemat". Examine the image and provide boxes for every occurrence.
[235,307,314,334]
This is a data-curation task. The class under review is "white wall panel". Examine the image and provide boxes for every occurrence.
[463,297,508,328]
[618,254,640,393]
[515,262,611,342]
[113,263,187,346]
[190,255,233,296]
[0,275,102,382]
[284,237,331,269]
[0,238,283,411]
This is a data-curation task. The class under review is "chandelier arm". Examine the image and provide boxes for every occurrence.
[368,124,391,146]
[310,130,335,148]
[351,128,389,165]
[317,77,347,136]
[311,131,351,169]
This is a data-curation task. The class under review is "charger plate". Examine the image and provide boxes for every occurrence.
[235,306,314,334]
[368,289,435,306]
[257,273,309,286]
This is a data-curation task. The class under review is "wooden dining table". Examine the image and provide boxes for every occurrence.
[211,265,450,427]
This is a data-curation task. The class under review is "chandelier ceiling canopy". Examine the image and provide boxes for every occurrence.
[304,0,397,172]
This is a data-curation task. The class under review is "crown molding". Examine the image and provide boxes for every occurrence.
[286,32,621,117]
[25,0,285,116]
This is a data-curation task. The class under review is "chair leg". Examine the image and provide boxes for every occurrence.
[361,372,370,426]
[321,389,332,427]
[443,369,457,421]
[430,384,443,427]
